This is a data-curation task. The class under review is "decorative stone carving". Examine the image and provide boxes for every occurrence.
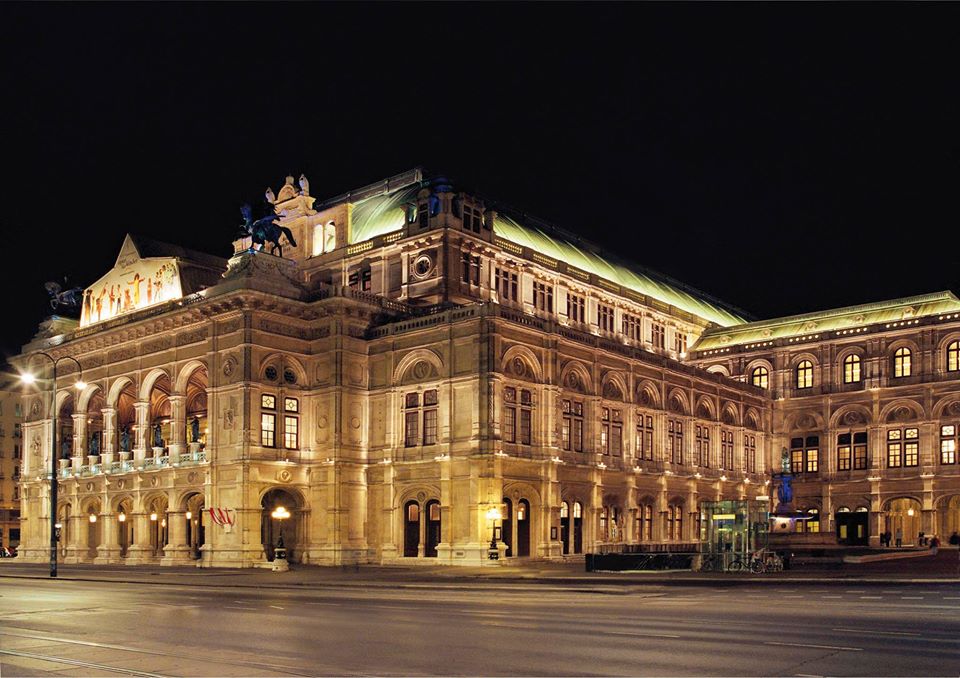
[564,371,582,392]
[669,395,685,414]
[948,401,960,417]
[722,408,737,425]
[187,472,198,484]
[843,410,864,425]
[890,406,916,422]
[222,355,238,378]
[796,414,817,430]
[416,491,426,503]
[318,415,328,429]
[602,380,623,401]
[278,469,292,483]
[412,361,431,380]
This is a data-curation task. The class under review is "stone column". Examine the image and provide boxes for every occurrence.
[125,512,153,564]
[72,413,88,457]
[101,408,116,465]
[163,509,191,564]
[95,512,121,564]
[133,401,150,464]
[64,512,85,563]
[168,395,186,460]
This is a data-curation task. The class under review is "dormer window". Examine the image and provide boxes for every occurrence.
[462,205,482,234]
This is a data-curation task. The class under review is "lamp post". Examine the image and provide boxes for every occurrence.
[486,507,502,561]
[271,506,290,570]
[20,353,84,578]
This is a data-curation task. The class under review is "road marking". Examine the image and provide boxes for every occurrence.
[224,605,256,610]
[881,590,903,594]
[795,674,823,677]
[944,596,960,600]
[269,605,284,610]
[900,596,924,600]
[858,596,883,600]
[844,590,866,594]
[820,595,843,599]
[832,627,920,637]
[765,641,862,652]
[784,595,804,598]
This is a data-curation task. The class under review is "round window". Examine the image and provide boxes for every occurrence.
[264,366,278,382]
[283,368,297,385]
[412,254,433,279]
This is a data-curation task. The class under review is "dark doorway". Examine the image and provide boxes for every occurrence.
[425,500,441,557]
[573,501,583,554]
[502,498,513,557]
[404,501,420,557]
[561,501,570,555]
[517,499,531,557]
[836,510,869,546]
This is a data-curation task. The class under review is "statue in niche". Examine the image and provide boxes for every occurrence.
[239,203,298,258]
[60,437,71,459]
[120,426,130,452]
[190,416,201,443]
[153,423,163,449]
[780,446,790,473]
[90,433,100,456]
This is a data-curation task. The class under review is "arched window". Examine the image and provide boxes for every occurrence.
[667,504,684,541]
[843,354,861,384]
[751,366,769,389]
[894,348,912,378]
[947,341,959,372]
[796,360,814,389]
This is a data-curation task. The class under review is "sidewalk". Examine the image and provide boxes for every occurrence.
[1,552,957,590]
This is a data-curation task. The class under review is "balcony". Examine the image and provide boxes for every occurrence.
[56,450,208,479]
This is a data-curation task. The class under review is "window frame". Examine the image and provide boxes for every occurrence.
[796,360,814,390]
[893,347,913,378]
[842,354,862,384]
[751,366,769,389]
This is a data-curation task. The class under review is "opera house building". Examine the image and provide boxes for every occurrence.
[13,169,960,567]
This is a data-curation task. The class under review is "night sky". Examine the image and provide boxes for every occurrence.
[2,4,958,359]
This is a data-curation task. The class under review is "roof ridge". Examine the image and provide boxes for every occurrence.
[703,290,960,335]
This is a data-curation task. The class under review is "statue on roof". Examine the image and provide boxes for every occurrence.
[239,203,298,258]
[298,174,310,196]
[44,279,84,313]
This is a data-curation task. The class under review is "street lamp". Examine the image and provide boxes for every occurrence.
[486,506,502,561]
[271,506,290,565]
[20,353,84,578]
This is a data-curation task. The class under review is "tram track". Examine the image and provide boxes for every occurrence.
[0,629,325,677]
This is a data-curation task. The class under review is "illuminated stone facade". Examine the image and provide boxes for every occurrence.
[0,381,23,551]
[13,169,958,567]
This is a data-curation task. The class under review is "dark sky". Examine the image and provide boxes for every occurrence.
[2,3,958,357]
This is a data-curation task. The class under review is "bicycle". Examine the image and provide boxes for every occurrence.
[699,554,722,572]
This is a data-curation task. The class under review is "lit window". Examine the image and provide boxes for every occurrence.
[806,509,820,533]
[284,416,298,449]
[284,398,298,413]
[894,347,912,378]
[796,360,813,389]
[667,505,684,541]
[887,428,919,467]
[261,413,276,448]
[790,436,819,474]
[948,341,960,372]
[843,354,861,384]
[262,394,276,410]
[941,425,957,465]
[751,366,769,389]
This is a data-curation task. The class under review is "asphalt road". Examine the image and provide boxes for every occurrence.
[0,577,958,677]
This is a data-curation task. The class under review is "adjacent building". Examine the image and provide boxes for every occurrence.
[0,378,24,551]
[12,169,959,567]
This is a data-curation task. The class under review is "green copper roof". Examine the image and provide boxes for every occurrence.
[348,185,421,244]
[493,214,746,327]
[694,291,960,351]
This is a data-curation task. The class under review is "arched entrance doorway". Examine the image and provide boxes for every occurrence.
[835,506,869,545]
[403,500,420,557]
[572,501,583,553]
[183,492,206,559]
[516,499,530,557]
[117,498,133,558]
[183,366,208,459]
[84,501,101,561]
[261,488,302,562]
[940,495,960,540]
[501,494,533,558]
[502,498,513,557]
[885,497,921,547]
[425,500,441,558]
[147,373,172,457]
[560,501,570,555]
[145,496,169,558]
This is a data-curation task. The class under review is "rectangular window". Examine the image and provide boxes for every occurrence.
[635,414,654,461]
[284,398,299,413]
[853,432,869,469]
[838,433,851,471]
[348,268,372,291]
[504,387,532,446]
[696,425,710,467]
[668,419,683,465]
[561,400,571,450]
[261,413,276,448]
[562,400,584,452]
[888,428,919,467]
[15,403,21,418]
[533,281,553,313]
[462,205,482,233]
[904,440,919,467]
[504,387,517,443]
[601,408,622,455]
[13,423,21,438]
[262,394,276,409]
[651,323,665,350]
[567,293,586,323]
[423,408,438,446]
[721,429,733,470]
[283,416,298,449]
[745,435,756,473]
[404,411,419,447]
[622,313,642,341]
[495,268,518,302]
[674,331,688,355]
[13,444,20,460]
[461,252,480,286]
[598,304,615,333]
[519,408,532,445]
[942,425,957,465]
[806,448,819,473]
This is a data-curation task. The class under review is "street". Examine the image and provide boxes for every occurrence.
[1,573,958,676]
